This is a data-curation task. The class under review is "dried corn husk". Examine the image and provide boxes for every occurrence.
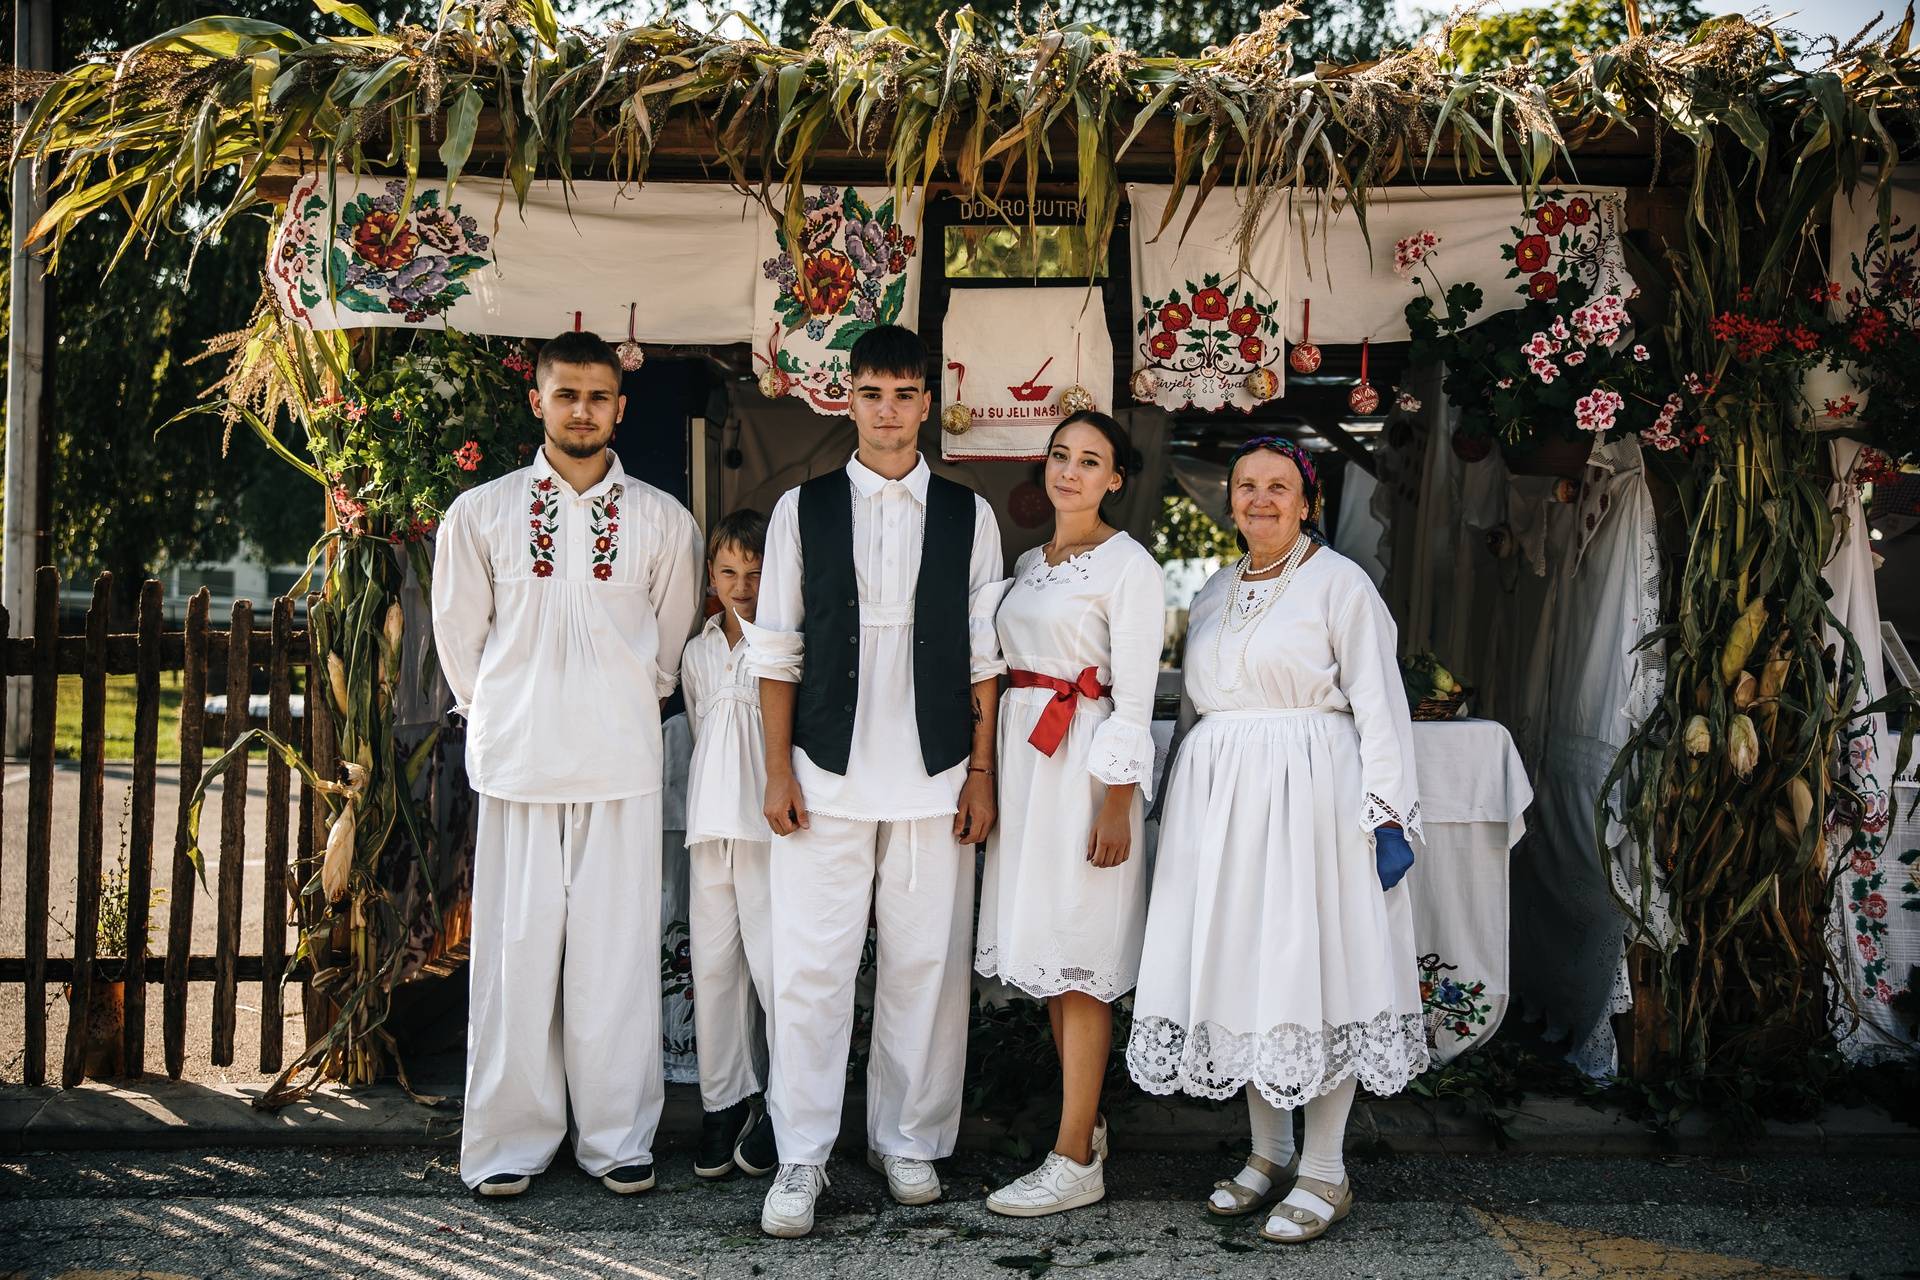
[383,602,405,654]
[1732,671,1757,710]
[327,652,349,715]
[321,803,357,901]
[1787,776,1813,834]
[1719,597,1767,685]
[1728,714,1759,778]
[1684,714,1711,756]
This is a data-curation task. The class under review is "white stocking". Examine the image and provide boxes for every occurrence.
[1208,1083,1296,1211]
[1266,1076,1357,1238]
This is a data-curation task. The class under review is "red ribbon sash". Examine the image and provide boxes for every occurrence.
[1009,667,1111,757]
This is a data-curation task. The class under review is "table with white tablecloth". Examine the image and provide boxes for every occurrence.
[1148,715,1532,1064]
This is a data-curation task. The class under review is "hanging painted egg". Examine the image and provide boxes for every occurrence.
[1009,480,1052,529]
[1347,380,1381,415]
[1058,384,1096,414]
[942,402,974,435]
[1129,367,1160,402]
[1245,367,1281,401]
[1287,341,1322,375]
[758,366,790,399]
[616,340,646,372]
[1451,428,1493,462]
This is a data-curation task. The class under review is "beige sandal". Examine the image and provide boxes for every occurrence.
[1258,1175,1352,1244]
[1204,1152,1295,1218]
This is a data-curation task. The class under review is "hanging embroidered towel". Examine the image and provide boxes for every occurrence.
[750,184,926,416]
[939,287,1115,461]
[1283,186,1637,344]
[269,172,759,339]
[1814,171,1920,428]
[1127,185,1290,413]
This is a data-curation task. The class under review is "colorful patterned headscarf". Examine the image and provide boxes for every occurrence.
[1228,435,1326,544]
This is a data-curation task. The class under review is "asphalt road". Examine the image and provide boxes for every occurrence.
[0,1146,1914,1279]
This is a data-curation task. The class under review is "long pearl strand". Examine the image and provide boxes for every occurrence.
[1215,532,1310,690]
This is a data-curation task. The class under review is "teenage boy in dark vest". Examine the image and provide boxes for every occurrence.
[740,324,1008,1238]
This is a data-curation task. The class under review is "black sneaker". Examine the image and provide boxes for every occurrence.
[734,1109,778,1177]
[477,1172,529,1197]
[601,1163,656,1195]
[696,1100,754,1179]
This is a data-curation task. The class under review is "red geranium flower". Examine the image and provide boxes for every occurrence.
[351,209,419,271]
[1239,336,1265,364]
[532,561,554,577]
[1535,202,1566,235]
[530,501,544,515]
[1515,235,1551,272]
[792,250,858,316]
[1192,287,1229,321]
[1528,271,1559,301]
[1565,197,1592,226]
[595,536,612,553]
[536,478,554,491]
[593,563,613,580]
[1159,302,1192,332]
[1227,305,1261,336]
[1148,330,1179,359]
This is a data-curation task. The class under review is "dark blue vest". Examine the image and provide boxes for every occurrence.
[793,469,976,777]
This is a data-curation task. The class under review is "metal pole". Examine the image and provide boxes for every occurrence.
[4,0,54,755]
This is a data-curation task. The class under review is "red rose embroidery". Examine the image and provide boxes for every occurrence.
[1534,202,1567,235]
[1515,235,1551,272]
[1865,893,1888,919]
[352,209,419,271]
[532,561,554,577]
[1566,197,1593,226]
[1227,305,1261,336]
[1159,302,1192,332]
[604,503,618,519]
[1193,287,1229,321]
[1528,271,1559,300]
[1148,330,1179,359]
[595,536,611,553]
[1851,849,1877,876]
[537,534,553,550]
[1239,336,1265,364]
[793,250,857,316]
[530,501,544,515]
[593,563,613,580]
[589,485,623,583]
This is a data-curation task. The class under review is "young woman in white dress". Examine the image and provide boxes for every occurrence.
[977,411,1164,1217]
[1127,437,1426,1244]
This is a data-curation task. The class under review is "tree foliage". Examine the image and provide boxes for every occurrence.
[1444,0,1707,82]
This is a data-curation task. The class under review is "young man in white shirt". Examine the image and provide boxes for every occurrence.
[431,330,704,1199]
[743,324,1007,1238]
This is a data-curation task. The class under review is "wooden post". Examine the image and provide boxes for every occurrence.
[260,596,294,1072]
[123,580,163,1075]
[22,566,57,1085]
[0,601,7,907]
[62,573,111,1086]
[162,589,209,1079]
[211,600,252,1067]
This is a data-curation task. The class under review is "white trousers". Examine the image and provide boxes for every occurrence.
[690,837,774,1111]
[461,792,665,1187]
[767,814,975,1165]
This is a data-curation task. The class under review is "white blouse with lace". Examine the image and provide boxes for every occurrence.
[1126,546,1430,1108]
[975,532,1164,1002]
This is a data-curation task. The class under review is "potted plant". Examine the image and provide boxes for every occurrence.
[72,803,164,1079]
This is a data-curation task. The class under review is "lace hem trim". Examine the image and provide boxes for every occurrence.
[1124,1010,1430,1109]
[1088,719,1155,801]
[975,945,1134,1003]
[1363,793,1425,842]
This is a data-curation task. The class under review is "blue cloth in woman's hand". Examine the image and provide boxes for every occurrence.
[1374,824,1415,891]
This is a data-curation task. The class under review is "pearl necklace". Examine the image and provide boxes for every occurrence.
[1214,534,1310,690]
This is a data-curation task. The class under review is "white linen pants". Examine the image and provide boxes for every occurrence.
[767,814,975,1165]
[690,837,774,1110]
[461,792,665,1188]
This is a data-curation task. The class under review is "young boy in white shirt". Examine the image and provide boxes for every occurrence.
[681,509,780,1180]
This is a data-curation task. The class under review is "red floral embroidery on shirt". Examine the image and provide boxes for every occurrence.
[529,475,559,575]
[590,486,622,583]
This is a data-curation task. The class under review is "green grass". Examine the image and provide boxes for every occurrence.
[52,672,185,762]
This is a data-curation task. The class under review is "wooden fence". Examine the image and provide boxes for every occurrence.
[1,566,325,1086]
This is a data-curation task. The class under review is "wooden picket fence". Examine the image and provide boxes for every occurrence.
[1,566,326,1086]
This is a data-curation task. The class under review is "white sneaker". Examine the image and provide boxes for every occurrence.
[865,1150,942,1205]
[987,1151,1106,1218]
[761,1163,829,1238]
[1092,1114,1110,1162]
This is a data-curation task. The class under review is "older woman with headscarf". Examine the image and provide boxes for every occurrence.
[1127,437,1426,1246]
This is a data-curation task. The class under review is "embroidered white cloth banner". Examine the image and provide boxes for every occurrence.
[269,172,760,340]
[1283,186,1637,344]
[750,185,926,416]
[1126,184,1290,413]
[939,287,1114,461]
[1809,169,1920,426]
